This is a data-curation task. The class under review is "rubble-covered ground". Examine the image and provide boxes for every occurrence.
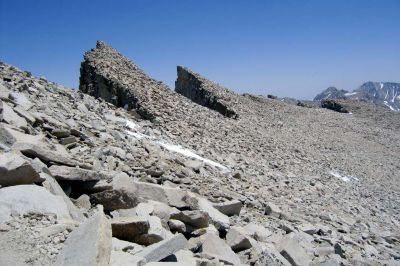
[0,41,399,265]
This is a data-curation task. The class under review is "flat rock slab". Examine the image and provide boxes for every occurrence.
[1,102,28,129]
[194,195,230,230]
[49,165,111,181]
[111,216,149,242]
[0,124,44,149]
[109,250,145,266]
[200,233,241,265]
[13,142,76,166]
[170,210,210,229]
[278,235,311,266]
[134,233,187,263]
[54,209,112,266]
[135,216,173,246]
[0,152,41,186]
[90,175,189,211]
[0,185,71,223]
[213,200,242,216]
[226,226,253,252]
[243,222,272,242]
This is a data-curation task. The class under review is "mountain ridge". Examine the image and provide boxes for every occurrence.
[314,81,400,111]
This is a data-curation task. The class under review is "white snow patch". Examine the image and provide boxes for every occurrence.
[157,142,228,171]
[124,120,228,171]
[125,130,153,140]
[126,120,139,130]
[380,83,384,89]
[330,171,359,182]
[383,101,396,111]
[392,90,397,103]
[344,92,357,96]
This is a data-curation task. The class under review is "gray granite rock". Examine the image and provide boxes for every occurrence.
[54,207,112,266]
[0,152,41,186]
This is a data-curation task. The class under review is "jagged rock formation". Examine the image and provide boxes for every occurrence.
[314,87,348,101]
[0,41,400,265]
[315,82,400,111]
[80,41,233,123]
[175,66,238,118]
[355,82,400,111]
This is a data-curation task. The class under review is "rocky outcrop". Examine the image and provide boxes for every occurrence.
[79,41,154,120]
[321,99,349,113]
[175,66,238,118]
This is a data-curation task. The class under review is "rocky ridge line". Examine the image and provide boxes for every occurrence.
[175,66,238,118]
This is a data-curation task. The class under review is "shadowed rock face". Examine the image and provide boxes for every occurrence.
[321,99,349,113]
[79,40,163,120]
[175,66,238,118]
[79,41,237,122]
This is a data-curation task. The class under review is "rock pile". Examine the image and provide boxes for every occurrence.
[0,40,399,265]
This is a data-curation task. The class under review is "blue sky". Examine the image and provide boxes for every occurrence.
[1,0,399,99]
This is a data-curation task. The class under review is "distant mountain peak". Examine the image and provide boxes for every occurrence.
[314,82,400,111]
[314,87,348,101]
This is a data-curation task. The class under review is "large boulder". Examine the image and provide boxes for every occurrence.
[213,200,242,216]
[90,175,189,211]
[170,210,210,229]
[13,142,76,166]
[243,222,272,242]
[111,216,149,242]
[0,152,41,186]
[190,195,230,230]
[135,216,173,245]
[134,233,187,263]
[226,225,253,252]
[199,233,241,265]
[54,207,112,266]
[41,171,84,221]
[278,235,311,266]
[0,185,71,223]
[48,165,112,181]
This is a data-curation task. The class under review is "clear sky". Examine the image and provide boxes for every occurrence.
[1,0,399,99]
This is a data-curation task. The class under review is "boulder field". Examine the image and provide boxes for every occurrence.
[0,41,399,265]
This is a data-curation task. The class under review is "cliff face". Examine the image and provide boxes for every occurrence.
[175,66,238,118]
[79,40,172,120]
